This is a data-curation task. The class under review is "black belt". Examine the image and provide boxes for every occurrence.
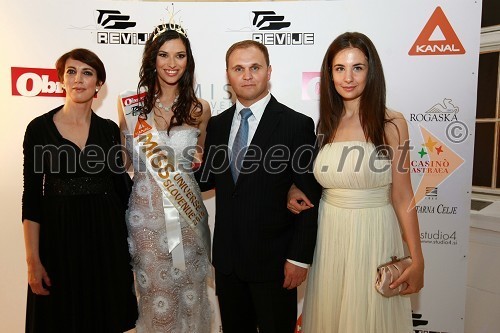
[44,176,114,196]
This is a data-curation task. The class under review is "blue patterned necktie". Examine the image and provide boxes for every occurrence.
[231,108,253,182]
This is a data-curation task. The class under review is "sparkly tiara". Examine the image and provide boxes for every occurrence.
[152,6,188,41]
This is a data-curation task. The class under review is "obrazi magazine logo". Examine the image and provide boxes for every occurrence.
[11,67,65,97]
[409,6,465,56]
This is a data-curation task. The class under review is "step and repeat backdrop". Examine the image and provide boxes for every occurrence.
[0,1,481,332]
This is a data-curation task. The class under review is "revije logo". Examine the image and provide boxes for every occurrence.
[252,11,291,30]
[96,10,137,30]
[250,10,314,46]
[95,9,150,45]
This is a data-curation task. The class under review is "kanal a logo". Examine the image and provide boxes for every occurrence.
[134,118,152,138]
[409,6,465,56]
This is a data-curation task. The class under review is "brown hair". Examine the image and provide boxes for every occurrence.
[225,40,270,68]
[55,48,106,84]
[317,32,390,150]
[137,24,201,133]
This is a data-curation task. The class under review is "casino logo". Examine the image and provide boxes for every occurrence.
[410,126,464,209]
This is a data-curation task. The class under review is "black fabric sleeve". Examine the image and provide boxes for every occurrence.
[22,122,44,224]
[287,115,322,264]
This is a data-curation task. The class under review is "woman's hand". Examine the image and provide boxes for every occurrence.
[391,260,424,295]
[27,260,51,296]
[287,183,314,214]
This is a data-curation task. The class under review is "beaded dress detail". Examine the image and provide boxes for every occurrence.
[126,127,211,333]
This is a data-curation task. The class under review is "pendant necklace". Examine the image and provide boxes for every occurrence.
[155,95,178,113]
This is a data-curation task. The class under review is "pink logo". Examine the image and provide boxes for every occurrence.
[301,72,320,100]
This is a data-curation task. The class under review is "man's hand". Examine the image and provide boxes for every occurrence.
[287,184,314,214]
[283,261,308,290]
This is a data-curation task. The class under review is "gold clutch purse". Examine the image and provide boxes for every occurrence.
[375,256,412,297]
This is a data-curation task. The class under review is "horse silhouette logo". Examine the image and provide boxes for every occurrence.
[426,98,459,114]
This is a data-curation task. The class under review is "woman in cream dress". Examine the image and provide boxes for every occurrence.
[289,32,424,333]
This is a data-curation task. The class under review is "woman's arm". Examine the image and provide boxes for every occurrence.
[194,99,212,167]
[22,122,51,295]
[386,111,424,295]
[117,97,133,171]
[23,219,51,295]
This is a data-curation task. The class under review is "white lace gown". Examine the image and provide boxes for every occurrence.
[126,127,211,333]
[302,141,412,333]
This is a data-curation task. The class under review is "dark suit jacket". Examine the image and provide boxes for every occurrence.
[196,95,321,282]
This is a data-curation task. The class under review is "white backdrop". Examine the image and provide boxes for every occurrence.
[0,1,481,332]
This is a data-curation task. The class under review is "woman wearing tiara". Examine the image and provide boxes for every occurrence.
[118,22,212,333]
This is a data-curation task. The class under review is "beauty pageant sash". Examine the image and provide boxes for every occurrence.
[120,90,210,270]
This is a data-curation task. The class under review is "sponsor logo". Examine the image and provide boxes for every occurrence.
[97,9,136,29]
[410,126,464,209]
[425,186,438,198]
[11,67,64,97]
[420,229,458,245]
[410,98,460,122]
[417,186,458,215]
[121,91,147,116]
[412,312,429,329]
[413,312,450,332]
[409,6,465,56]
[301,72,320,100]
[229,10,314,46]
[90,9,150,45]
[252,10,291,30]
[416,204,458,215]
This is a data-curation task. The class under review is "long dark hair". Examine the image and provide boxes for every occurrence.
[317,32,390,149]
[137,25,201,132]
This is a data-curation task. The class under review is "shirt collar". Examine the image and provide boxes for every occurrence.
[234,92,271,122]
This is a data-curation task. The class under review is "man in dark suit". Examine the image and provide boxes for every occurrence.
[196,40,321,333]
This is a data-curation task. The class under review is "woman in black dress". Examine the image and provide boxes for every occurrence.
[22,48,138,332]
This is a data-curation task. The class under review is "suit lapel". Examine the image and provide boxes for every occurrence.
[248,95,283,149]
[235,96,283,186]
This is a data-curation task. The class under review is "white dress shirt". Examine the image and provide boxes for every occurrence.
[228,92,308,269]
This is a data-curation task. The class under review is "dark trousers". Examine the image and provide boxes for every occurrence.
[215,270,297,333]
